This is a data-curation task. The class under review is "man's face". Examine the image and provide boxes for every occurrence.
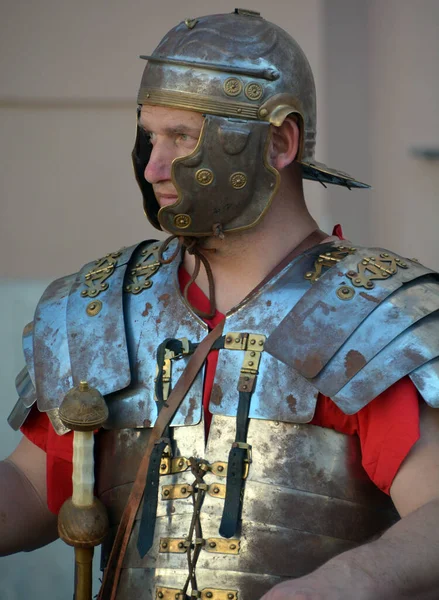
[139,105,204,208]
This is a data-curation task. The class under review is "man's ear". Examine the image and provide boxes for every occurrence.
[269,116,300,170]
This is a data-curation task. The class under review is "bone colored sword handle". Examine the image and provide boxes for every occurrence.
[72,430,94,507]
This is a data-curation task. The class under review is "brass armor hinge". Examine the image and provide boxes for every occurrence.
[125,243,161,294]
[81,250,123,298]
[156,588,238,600]
[159,537,240,555]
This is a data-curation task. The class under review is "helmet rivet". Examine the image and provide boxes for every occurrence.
[86,300,102,317]
[223,77,242,96]
[174,214,192,229]
[230,172,247,189]
[195,168,214,186]
[259,108,268,118]
[245,82,263,101]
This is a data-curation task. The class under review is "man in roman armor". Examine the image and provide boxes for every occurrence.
[2,9,439,600]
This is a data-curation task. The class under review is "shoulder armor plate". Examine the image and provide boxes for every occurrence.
[30,242,148,415]
[265,245,439,413]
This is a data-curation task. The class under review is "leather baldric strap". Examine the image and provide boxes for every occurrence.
[98,319,225,600]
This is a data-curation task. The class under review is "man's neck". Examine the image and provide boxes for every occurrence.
[182,191,323,315]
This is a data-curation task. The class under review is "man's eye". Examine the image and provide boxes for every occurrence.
[177,133,189,142]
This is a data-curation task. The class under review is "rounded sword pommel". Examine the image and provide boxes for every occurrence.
[58,497,109,548]
[59,380,109,432]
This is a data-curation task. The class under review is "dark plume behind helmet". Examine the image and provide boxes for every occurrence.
[132,9,369,237]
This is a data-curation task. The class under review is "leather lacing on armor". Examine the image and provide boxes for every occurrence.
[136,333,254,598]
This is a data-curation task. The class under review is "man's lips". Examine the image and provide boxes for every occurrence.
[156,193,178,207]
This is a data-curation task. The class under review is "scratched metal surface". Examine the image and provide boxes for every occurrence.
[8,367,37,430]
[22,321,36,386]
[98,415,395,594]
[118,567,286,600]
[33,273,75,412]
[104,242,207,429]
[312,277,439,397]
[265,247,433,379]
[66,244,138,393]
[332,311,439,413]
[210,246,326,423]
[410,356,439,407]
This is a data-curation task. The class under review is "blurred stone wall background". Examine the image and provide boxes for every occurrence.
[0,0,438,597]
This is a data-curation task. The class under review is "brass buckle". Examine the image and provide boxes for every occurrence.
[232,442,252,479]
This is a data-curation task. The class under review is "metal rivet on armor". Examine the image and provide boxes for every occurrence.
[160,463,166,470]
[236,108,242,113]
[226,336,232,343]
[86,300,102,317]
[217,465,224,472]
[161,542,168,549]
[230,172,247,189]
[354,278,362,284]
[134,286,140,291]
[178,542,184,548]
[250,339,256,345]
[224,77,243,96]
[258,340,264,346]
[195,168,214,186]
[336,286,355,301]
[206,594,213,599]
[213,487,220,494]
[131,270,136,275]
[184,18,198,29]
[158,593,164,599]
[174,213,192,229]
[248,361,254,366]
[259,108,268,118]
[242,385,247,390]
[178,459,185,467]
[250,351,256,357]
[125,285,131,292]
[229,544,237,550]
[163,489,170,497]
[370,257,376,261]
[245,82,263,101]
[362,260,368,265]
[181,487,187,494]
[209,541,216,548]
[235,337,240,343]
[347,270,357,277]
[228,595,235,600]
[81,290,88,297]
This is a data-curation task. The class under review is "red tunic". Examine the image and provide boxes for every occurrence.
[21,230,421,513]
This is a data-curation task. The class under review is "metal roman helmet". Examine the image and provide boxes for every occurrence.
[132,8,369,237]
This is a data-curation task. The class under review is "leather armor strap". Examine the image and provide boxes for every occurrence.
[219,390,252,538]
[98,319,225,600]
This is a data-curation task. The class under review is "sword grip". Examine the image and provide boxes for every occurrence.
[74,547,94,600]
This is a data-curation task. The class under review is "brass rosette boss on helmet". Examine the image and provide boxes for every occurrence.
[132,9,369,238]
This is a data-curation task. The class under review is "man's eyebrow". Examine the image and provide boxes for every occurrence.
[139,121,201,136]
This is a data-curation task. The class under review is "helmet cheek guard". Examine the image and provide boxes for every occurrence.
[158,115,279,237]
[131,119,160,230]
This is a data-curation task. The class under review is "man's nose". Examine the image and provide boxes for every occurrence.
[144,142,172,184]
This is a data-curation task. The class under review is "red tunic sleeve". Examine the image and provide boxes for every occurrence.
[311,377,421,494]
[21,407,73,514]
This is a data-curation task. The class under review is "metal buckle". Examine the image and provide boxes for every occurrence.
[232,442,252,479]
